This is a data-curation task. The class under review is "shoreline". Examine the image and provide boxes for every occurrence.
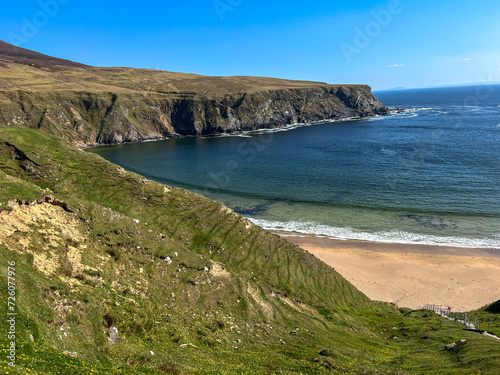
[83,111,395,150]
[280,234,500,311]
[279,234,500,258]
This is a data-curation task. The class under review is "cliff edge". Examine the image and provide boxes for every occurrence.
[0,41,388,146]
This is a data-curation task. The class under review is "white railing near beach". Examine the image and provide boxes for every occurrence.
[421,304,500,340]
[421,304,478,330]
[420,304,500,336]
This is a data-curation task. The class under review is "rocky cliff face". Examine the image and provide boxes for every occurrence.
[0,40,389,146]
[0,85,388,147]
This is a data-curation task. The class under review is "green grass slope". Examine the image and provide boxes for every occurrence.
[0,128,499,374]
[467,300,500,337]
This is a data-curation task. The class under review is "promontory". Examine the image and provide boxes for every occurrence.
[0,40,389,147]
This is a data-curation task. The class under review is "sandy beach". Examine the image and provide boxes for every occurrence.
[282,236,500,312]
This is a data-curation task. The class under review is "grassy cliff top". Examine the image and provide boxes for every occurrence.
[0,40,369,99]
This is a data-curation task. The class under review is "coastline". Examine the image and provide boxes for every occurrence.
[83,112,391,150]
[281,234,500,311]
[280,234,500,257]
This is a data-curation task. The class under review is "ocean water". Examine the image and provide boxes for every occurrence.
[90,84,500,249]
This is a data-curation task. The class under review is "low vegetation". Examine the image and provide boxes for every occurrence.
[0,40,343,97]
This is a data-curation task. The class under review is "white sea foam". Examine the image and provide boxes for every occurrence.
[403,107,434,112]
[206,133,252,138]
[246,120,330,135]
[365,115,385,122]
[142,137,168,143]
[243,115,373,136]
[453,105,480,109]
[248,218,500,249]
[401,113,419,118]
[388,108,434,118]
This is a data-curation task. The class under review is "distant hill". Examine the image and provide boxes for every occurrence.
[0,40,346,96]
[0,40,87,70]
[0,40,389,146]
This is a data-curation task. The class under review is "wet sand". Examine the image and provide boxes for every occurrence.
[282,235,500,311]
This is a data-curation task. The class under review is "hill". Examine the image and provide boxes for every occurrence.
[0,41,389,146]
[0,40,359,95]
[486,300,500,314]
[1,128,499,374]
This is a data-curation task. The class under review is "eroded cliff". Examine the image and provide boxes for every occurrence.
[0,86,388,146]
[0,40,389,146]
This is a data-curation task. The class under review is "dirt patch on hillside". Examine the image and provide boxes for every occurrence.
[269,291,318,317]
[210,262,231,278]
[0,198,83,276]
[247,284,274,319]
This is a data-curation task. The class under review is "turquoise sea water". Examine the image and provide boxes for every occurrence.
[90,85,500,249]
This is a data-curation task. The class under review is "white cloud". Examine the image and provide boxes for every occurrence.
[387,64,405,68]
[463,58,471,61]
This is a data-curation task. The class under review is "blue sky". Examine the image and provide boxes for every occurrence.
[1,0,500,90]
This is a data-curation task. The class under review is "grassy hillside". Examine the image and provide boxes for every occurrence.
[468,300,500,337]
[486,300,500,314]
[0,128,499,374]
[0,40,351,98]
